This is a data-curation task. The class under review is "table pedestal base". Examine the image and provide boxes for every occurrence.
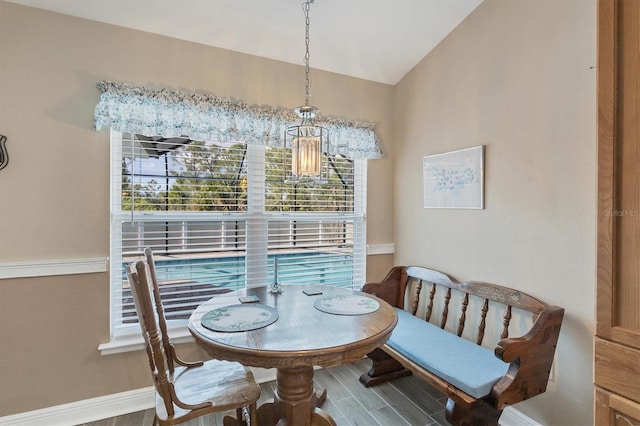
[257,366,336,426]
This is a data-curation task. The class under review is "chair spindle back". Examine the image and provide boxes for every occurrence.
[126,260,175,418]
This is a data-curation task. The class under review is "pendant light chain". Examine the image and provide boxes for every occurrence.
[284,0,329,184]
[303,0,313,107]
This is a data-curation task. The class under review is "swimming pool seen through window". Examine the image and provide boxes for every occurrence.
[109,131,367,337]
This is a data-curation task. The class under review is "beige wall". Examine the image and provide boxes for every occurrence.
[0,2,394,415]
[393,0,596,425]
[1,0,598,424]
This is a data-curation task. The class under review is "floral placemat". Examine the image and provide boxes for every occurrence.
[313,295,380,315]
[201,304,278,332]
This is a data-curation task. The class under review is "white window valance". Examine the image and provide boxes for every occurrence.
[94,81,382,160]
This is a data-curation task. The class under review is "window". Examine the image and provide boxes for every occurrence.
[110,132,366,337]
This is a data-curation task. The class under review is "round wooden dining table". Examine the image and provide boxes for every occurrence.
[188,284,397,426]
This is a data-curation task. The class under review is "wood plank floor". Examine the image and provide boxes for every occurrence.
[79,359,449,426]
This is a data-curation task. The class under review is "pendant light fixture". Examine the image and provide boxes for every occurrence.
[284,0,330,184]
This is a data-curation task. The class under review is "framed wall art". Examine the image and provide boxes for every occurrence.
[423,145,484,209]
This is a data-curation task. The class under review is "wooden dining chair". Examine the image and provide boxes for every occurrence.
[127,251,260,426]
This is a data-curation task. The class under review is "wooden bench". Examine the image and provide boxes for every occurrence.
[359,266,564,425]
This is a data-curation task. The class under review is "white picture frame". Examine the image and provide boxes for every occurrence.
[423,145,484,209]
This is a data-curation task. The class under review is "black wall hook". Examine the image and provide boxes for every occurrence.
[0,134,8,171]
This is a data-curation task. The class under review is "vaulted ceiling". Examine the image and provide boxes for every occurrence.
[7,0,483,85]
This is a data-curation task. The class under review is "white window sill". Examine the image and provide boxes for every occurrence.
[98,326,195,355]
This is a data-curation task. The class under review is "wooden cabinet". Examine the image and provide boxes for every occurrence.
[596,0,640,423]
[595,388,640,426]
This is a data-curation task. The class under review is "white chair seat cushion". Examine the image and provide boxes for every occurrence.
[156,359,259,421]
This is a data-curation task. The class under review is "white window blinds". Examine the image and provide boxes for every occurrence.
[110,132,366,337]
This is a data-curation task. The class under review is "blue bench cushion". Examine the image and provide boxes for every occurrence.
[388,308,509,399]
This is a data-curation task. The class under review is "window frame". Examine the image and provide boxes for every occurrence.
[103,131,367,352]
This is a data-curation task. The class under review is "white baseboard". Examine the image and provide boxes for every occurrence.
[0,387,154,426]
[500,406,543,426]
[0,368,276,426]
[0,375,538,426]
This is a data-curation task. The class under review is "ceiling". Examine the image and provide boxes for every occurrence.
[7,0,483,85]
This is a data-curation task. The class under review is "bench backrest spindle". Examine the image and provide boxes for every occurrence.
[426,283,436,321]
[457,293,469,337]
[477,299,489,345]
[501,305,512,339]
[411,279,422,316]
[440,288,452,329]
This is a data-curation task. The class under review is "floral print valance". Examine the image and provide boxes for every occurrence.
[94,81,382,160]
